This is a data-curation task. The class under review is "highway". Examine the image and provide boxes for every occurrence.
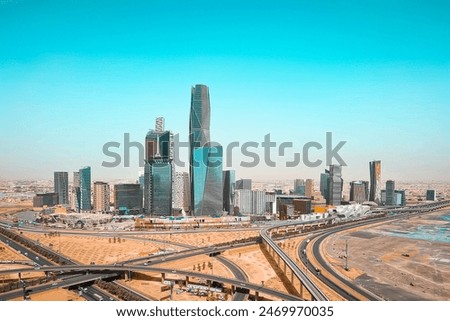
[0,230,118,301]
[261,224,328,301]
[0,264,302,301]
[297,202,450,301]
[0,272,117,300]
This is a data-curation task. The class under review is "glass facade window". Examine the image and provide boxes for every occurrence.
[192,146,223,216]
[115,184,142,210]
[151,162,172,215]
[79,166,91,211]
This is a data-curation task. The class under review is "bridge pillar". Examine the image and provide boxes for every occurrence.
[230,285,236,294]
[185,276,189,285]
[255,291,259,301]
[290,269,294,284]
[128,271,132,280]
[299,281,304,298]
[161,272,166,282]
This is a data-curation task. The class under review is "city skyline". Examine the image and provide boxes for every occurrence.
[1,1,449,183]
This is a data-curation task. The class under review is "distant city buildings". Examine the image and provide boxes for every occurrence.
[144,117,173,216]
[33,192,58,207]
[369,160,382,204]
[114,184,142,211]
[426,189,437,201]
[349,181,369,203]
[93,181,110,212]
[381,188,406,206]
[234,189,253,215]
[79,166,91,211]
[223,170,235,215]
[71,171,81,212]
[236,179,252,190]
[385,180,396,206]
[189,84,223,216]
[328,165,343,205]
[320,172,330,203]
[54,171,69,205]
[305,179,314,198]
[293,179,306,195]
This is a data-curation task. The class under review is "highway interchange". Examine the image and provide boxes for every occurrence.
[1,200,449,301]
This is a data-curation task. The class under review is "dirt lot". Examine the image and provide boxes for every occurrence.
[324,210,450,300]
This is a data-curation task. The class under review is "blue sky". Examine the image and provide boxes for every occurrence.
[1,0,449,183]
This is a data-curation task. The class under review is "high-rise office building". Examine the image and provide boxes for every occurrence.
[386,180,396,206]
[93,181,110,213]
[115,184,142,210]
[173,172,190,212]
[252,190,266,215]
[71,171,81,212]
[328,165,343,205]
[144,117,173,215]
[234,189,252,215]
[79,166,91,211]
[369,160,382,204]
[305,179,314,198]
[223,170,235,215]
[294,179,306,195]
[320,172,330,203]
[236,179,252,190]
[54,172,69,205]
[189,84,223,216]
[426,189,436,201]
[349,181,369,203]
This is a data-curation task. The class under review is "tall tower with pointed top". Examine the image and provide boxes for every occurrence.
[189,85,223,216]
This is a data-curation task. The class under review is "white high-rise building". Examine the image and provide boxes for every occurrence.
[234,189,252,215]
[173,172,190,212]
[252,190,266,215]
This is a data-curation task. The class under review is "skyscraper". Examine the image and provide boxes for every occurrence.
[320,172,330,203]
[79,166,91,211]
[385,180,396,206]
[71,171,81,212]
[223,170,235,215]
[54,171,69,205]
[93,181,110,212]
[369,160,382,204]
[294,179,306,195]
[144,117,173,215]
[305,179,314,198]
[349,181,369,203]
[328,165,343,205]
[189,84,223,216]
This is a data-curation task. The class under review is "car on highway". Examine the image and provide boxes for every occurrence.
[52,282,58,286]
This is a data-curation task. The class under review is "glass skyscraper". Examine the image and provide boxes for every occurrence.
[54,171,69,205]
[223,170,235,215]
[189,84,223,216]
[79,166,91,211]
[144,117,173,215]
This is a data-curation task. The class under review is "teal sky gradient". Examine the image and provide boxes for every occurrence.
[1,0,449,182]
